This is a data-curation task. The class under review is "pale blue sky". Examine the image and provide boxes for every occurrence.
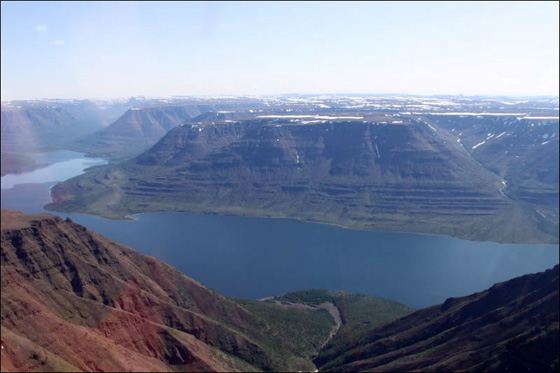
[1,1,558,99]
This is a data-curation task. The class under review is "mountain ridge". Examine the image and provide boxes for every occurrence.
[70,105,211,160]
[315,264,559,372]
[48,118,558,243]
[1,101,113,153]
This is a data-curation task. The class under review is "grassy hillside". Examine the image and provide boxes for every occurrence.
[271,290,413,362]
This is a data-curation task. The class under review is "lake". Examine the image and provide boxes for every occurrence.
[1,150,107,190]
[1,151,558,308]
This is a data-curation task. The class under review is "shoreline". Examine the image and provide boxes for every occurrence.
[49,205,560,246]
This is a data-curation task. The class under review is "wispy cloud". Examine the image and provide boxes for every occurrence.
[53,39,65,46]
[35,24,47,32]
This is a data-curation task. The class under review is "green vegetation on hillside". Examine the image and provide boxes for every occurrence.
[272,289,413,362]
[236,299,335,371]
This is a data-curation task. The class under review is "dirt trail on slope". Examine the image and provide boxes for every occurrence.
[267,300,342,348]
[316,302,341,349]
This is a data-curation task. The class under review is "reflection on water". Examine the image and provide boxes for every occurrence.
[1,151,106,190]
[1,151,558,308]
[59,211,558,307]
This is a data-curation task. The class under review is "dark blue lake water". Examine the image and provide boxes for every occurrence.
[2,151,558,308]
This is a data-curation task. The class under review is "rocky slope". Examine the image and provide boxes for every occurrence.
[315,265,559,372]
[0,210,346,372]
[49,118,557,243]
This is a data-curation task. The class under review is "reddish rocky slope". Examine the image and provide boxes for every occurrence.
[0,210,334,372]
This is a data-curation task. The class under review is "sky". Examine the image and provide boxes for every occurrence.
[1,1,559,99]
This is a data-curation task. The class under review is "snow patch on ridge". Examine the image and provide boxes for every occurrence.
[472,140,486,150]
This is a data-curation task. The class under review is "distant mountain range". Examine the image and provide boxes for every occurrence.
[70,105,209,160]
[48,111,559,243]
[0,152,42,177]
[0,100,128,153]
[1,210,557,372]
[2,96,558,242]
[69,99,271,160]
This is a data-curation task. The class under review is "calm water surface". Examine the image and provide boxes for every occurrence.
[2,152,558,308]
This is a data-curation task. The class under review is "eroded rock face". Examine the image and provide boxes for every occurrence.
[431,115,559,208]
[0,210,323,372]
[49,119,557,243]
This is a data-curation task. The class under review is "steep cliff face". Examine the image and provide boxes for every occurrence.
[315,265,560,372]
[49,119,556,243]
[0,210,337,372]
[128,120,506,221]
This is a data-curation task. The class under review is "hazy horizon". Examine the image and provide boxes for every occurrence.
[2,1,559,100]
[2,92,560,103]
